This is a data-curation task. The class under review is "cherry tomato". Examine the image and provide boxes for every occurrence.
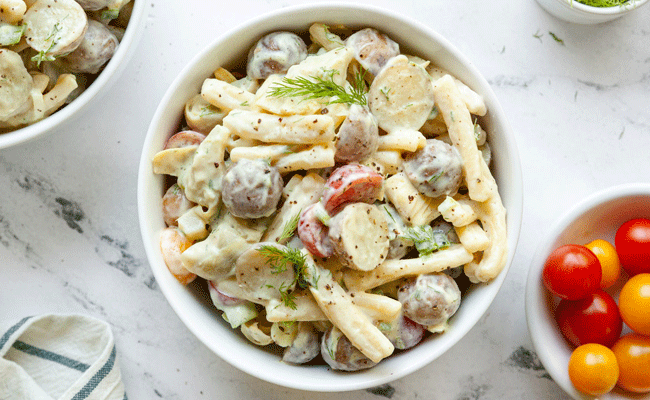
[555,289,622,348]
[612,333,650,393]
[615,218,650,276]
[320,164,383,214]
[585,239,621,289]
[568,343,619,396]
[618,273,650,335]
[542,244,602,300]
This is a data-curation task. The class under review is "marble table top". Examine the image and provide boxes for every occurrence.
[1,0,649,398]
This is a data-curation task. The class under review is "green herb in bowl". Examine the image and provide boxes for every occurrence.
[575,0,631,6]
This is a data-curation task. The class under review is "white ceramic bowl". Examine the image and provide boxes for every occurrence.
[138,3,523,391]
[526,183,650,400]
[0,0,147,149]
[535,0,650,24]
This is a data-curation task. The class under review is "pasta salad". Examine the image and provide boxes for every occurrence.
[152,24,507,371]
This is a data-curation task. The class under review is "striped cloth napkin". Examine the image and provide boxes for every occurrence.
[0,314,127,400]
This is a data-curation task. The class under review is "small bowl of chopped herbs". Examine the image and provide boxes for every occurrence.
[535,0,649,24]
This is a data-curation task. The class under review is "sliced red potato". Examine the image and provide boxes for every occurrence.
[368,55,434,133]
[235,242,296,303]
[23,0,88,60]
[328,203,389,271]
[0,49,33,120]
[163,130,206,149]
[59,19,118,74]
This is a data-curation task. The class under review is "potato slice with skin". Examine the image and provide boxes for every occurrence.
[23,0,88,59]
[368,55,434,133]
[235,242,296,303]
[328,203,389,271]
[0,49,33,120]
[59,19,118,74]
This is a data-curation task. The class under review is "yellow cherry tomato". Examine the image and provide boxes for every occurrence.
[585,239,621,289]
[612,334,650,393]
[568,343,619,396]
[618,273,650,335]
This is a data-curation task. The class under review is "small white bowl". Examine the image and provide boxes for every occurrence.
[138,3,523,391]
[0,0,147,149]
[535,0,650,24]
[525,183,650,400]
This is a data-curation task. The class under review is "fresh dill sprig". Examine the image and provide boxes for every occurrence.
[278,210,301,242]
[548,32,565,45]
[428,170,444,183]
[258,244,306,275]
[31,20,64,67]
[257,244,309,309]
[268,70,367,106]
[400,225,451,257]
[278,281,297,310]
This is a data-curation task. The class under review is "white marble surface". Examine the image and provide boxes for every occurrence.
[1,0,649,398]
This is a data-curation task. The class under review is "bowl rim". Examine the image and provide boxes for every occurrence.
[138,1,523,391]
[525,182,650,400]
[0,0,147,150]
[549,0,649,15]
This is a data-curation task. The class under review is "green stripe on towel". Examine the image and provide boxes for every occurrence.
[0,316,32,351]
[12,340,90,372]
[70,345,117,400]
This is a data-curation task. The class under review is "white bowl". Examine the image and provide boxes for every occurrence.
[138,3,523,391]
[0,0,147,149]
[525,183,650,400]
[535,0,650,24]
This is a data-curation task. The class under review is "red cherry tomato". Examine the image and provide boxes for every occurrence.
[543,244,602,300]
[555,289,623,348]
[615,218,650,277]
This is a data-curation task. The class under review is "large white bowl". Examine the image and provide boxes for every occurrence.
[0,0,147,149]
[535,0,649,24]
[526,183,650,399]
[138,3,523,391]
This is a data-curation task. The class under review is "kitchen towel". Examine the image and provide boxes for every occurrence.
[0,314,127,400]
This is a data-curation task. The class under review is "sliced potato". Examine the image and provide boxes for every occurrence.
[368,55,434,132]
[235,242,296,303]
[0,49,33,120]
[328,203,389,271]
[23,0,88,60]
[184,94,226,134]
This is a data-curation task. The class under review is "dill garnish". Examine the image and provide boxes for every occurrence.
[258,244,306,275]
[257,244,310,309]
[278,210,301,242]
[549,32,565,45]
[31,19,65,66]
[268,69,367,106]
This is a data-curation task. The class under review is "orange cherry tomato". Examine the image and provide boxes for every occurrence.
[618,273,650,335]
[612,334,650,393]
[568,343,619,396]
[585,239,621,289]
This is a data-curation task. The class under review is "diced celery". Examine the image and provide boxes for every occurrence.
[0,23,25,46]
